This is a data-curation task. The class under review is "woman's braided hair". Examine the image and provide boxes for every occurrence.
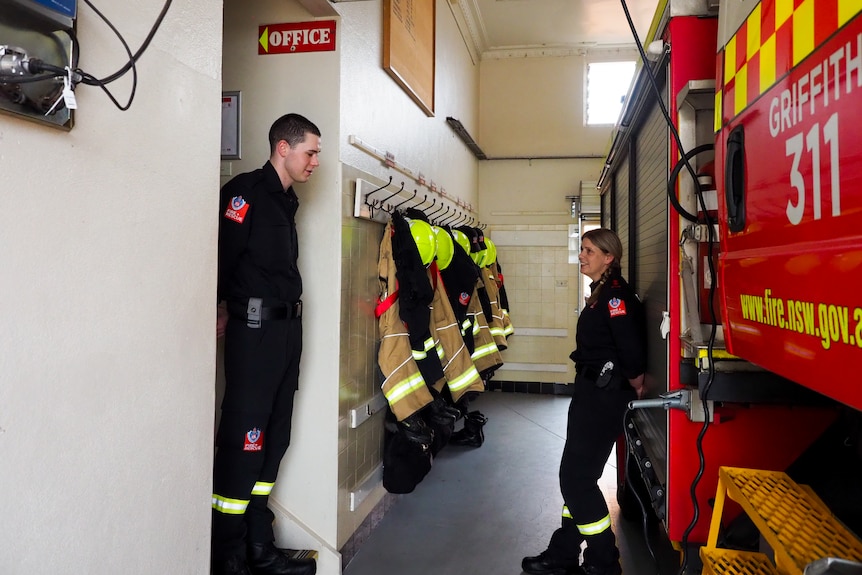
[583,228,623,307]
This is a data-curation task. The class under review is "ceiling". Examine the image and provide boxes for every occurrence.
[455,0,661,58]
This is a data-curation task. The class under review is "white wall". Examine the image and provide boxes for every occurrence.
[221,0,342,570]
[333,0,481,552]
[338,0,480,209]
[0,2,222,574]
[478,49,637,384]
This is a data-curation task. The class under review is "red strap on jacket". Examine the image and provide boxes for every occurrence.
[375,290,399,318]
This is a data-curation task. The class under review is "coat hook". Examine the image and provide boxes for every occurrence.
[391,189,418,211]
[364,176,394,205]
[432,206,451,224]
[420,198,436,215]
[380,181,406,209]
[413,194,431,210]
[440,209,460,226]
[427,201,445,218]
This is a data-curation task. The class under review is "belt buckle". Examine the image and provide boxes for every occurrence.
[293,300,302,319]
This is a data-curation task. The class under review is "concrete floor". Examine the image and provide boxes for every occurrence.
[342,391,682,575]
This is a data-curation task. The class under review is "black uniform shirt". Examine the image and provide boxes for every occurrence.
[217,161,302,304]
[570,269,645,380]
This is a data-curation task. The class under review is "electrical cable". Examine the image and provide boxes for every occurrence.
[618,0,721,573]
[75,0,138,110]
[0,0,171,111]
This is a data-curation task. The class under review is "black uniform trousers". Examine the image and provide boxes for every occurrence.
[212,315,303,562]
[547,372,635,568]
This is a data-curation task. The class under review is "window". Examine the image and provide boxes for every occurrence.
[586,61,637,126]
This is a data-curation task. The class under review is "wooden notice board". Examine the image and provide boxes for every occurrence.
[383,0,435,116]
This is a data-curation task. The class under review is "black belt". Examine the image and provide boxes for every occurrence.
[228,299,302,326]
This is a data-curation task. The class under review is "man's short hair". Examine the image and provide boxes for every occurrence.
[269,113,321,153]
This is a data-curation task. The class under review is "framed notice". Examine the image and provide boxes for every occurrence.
[383,0,435,116]
[221,91,241,160]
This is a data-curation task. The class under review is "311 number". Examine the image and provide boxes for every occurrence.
[785,112,841,225]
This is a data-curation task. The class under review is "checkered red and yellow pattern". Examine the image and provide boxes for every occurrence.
[715,0,862,131]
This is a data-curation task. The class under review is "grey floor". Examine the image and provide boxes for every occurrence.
[342,390,681,575]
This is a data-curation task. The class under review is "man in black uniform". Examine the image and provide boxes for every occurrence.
[213,113,321,575]
[522,228,645,575]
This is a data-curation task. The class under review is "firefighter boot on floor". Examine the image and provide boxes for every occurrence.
[212,554,253,575]
[397,411,434,449]
[521,551,584,575]
[247,542,317,575]
[582,562,622,575]
[449,410,487,447]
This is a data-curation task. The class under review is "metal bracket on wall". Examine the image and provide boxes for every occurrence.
[349,392,389,429]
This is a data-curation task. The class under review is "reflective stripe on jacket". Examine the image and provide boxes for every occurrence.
[377,222,434,420]
[429,266,483,402]
[466,281,503,375]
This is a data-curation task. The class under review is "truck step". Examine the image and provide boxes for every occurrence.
[700,548,780,575]
[703,467,862,575]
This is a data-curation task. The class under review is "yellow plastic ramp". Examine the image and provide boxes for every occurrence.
[700,548,780,575]
[702,466,862,575]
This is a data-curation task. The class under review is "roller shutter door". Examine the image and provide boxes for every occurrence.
[632,81,670,482]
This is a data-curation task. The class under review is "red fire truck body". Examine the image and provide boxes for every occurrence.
[599,0,862,553]
[716,0,862,411]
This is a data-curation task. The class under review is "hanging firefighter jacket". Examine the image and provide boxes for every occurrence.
[467,272,504,378]
[439,232,480,352]
[428,261,484,403]
[376,219,435,421]
[391,212,446,389]
[490,260,515,338]
[480,264,508,351]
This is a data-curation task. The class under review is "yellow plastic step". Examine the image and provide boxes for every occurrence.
[717,467,862,575]
[700,548,781,575]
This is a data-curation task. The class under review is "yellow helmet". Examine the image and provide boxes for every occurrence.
[471,247,488,267]
[432,226,454,270]
[451,228,471,255]
[408,218,437,266]
[485,238,497,265]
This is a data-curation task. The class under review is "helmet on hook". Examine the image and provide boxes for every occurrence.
[451,228,471,256]
[471,245,488,267]
[432,226,454,270]
[408,218,437,266]
[484,238,497,266]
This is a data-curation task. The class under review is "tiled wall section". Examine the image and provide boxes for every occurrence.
[490,224,582,384]
[338,166,390,550]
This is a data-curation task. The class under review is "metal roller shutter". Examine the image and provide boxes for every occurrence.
[631,80,670,484]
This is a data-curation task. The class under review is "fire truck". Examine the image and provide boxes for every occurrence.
[598,0,862,569]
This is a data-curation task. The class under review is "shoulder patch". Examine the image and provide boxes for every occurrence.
[224,195,250,223]
[608,297,627,317]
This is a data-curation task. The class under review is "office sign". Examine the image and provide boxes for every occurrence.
[258,21,336,54]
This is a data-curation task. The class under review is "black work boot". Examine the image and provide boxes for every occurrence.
[247,541,317,575]
[582,562,622,575]
[450,410,488,447]
[521,551,583,575]
[397,411,434,449]
[212,554,252,575]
